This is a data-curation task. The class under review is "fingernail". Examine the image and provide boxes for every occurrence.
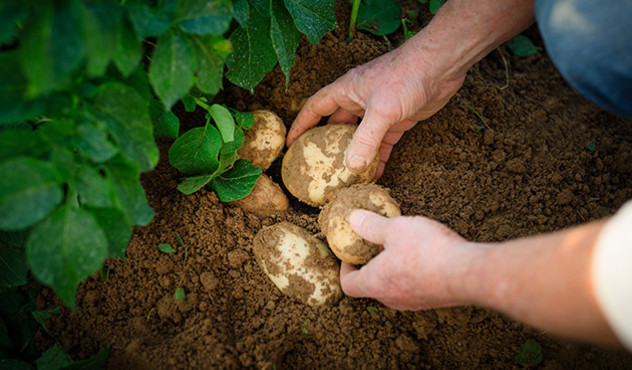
[349,209,367,229]
[346,154,367,173]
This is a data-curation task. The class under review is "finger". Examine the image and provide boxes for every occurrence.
[339,262,366,297]
[349,209,391,246]
[346,105,394,173]
[328,108,359,125]
[287,88,340,146]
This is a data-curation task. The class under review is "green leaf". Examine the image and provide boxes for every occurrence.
[357,0,401,36]
[36,343,109,370]
[113,17,142,78]
[220,127,245,156]
[209,104,235,143]
[176,173,214,194]
[126,0,176,38]
[158,243,175,254]
[429,0,445,14]
[175,0,233,35]
[0,230,29,288]
[210,159,261,202]
[87,207,132,259]
[0,157,62,230]
[232,110,254,129]
[174,287,186,302]
[149,29,195,110]
[0,129,51,162]
[74,123,118,163]
[0,52,47,125]
[270,0,301,86]
[20,0,85,97]
[250,0,270,15]
[182,95,197,112]
[26,205,108,308]
[81,0,124,77]
[31,307,60,335]
[105,157,154,226]
[0,1,29,45]
[76,166,113,208]
[93,82,158,172]
[233,0,250,26]
[156,110,180,139]
[506,34,541,57]
[150,99,180,139]
[49,147,75,183]
[168,124,222,175]
[191,35,231,95]
[283,0,336,44]
[226,11,278,93]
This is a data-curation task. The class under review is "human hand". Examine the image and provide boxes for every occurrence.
[286,40,465,178]
[340,209,477,311]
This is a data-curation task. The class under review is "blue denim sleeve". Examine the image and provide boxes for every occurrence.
[535,0,632,120]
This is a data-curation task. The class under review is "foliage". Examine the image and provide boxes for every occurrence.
[168,99,261,201]
[348,0,401,39]
[174,287,186,303]
[0,0,336,314]
[515,340,543,367]
[429,0,445,14]
[158,243,176,254]
[506,35,541,57]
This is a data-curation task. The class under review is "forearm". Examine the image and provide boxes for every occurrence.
[405,0,535,80]
[461,220,619,345]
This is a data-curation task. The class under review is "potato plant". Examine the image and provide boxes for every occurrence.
[0,5,337,362]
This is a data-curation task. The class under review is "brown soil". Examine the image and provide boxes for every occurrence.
[42,2,632,369]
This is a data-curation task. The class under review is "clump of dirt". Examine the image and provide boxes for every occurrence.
[42,2,632,369]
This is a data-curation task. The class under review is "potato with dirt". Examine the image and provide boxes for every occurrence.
[238,110,287,171]
[282,123,379,206]
[230,174,288,217]
[319,184,400,265]
[253,222,343,306]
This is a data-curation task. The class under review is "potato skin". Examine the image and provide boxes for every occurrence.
[230,174,289,217]
[282,123,379,206]
[253,222,343,306]
[319,184,400,265]
[238,110,287,171]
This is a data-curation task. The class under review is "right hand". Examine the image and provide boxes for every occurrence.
[286,38,466,178]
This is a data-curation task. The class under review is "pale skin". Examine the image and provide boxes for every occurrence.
[287,0,621,347]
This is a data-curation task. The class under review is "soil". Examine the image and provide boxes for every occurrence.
[41,2,632,369]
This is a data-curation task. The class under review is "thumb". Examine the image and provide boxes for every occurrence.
[346,107,392,173]
[349,209,390,246]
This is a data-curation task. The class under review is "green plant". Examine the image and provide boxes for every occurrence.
[158,243,176,254]
[174,287,186,303]
[366,306,380,319]
[168,100,261,200]
[0,0,336,314]
[515,340,543,367]
[506,35,541,57]
[348,0,401,40]
[299,319,310,334]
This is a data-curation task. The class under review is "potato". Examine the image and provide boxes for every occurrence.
[282,123,378,206]
[319,184,400,265]
[253,222,343,306]
[230,174,289,217]
[238,110,287,171]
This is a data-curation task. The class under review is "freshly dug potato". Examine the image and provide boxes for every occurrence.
[230,174,288,217]
[282,123,379,206]
[253,222,343,306]
[319,184,400,265]
[238,110,287,171]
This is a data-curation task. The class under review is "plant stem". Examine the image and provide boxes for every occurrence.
[193,96,212,111]
[347,0,361,42]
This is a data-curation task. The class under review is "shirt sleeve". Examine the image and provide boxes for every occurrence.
[592,200,632,350]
